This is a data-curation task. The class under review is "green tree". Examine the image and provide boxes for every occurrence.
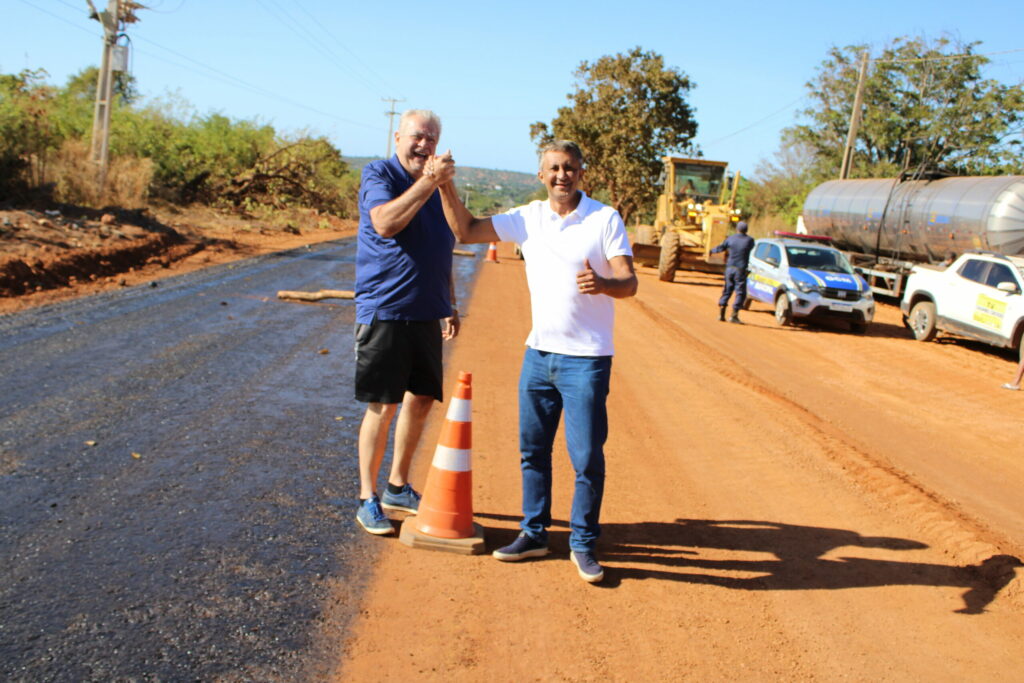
[530,47,697,224]
[793,35,1024,178]
[0,66,357,214]
[747,130,819,223]
[0,68,60,191]
[51,66,140,142]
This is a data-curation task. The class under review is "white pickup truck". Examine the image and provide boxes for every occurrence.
[901,251,1024,360]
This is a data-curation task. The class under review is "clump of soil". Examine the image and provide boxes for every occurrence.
[0,202,356,315]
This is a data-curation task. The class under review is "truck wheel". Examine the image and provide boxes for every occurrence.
[908,301,937,341]
[742,296,752,310]
[850,320,867,334]
[635,225,655,246]
[774,292,792,326]
[658,231,680,283]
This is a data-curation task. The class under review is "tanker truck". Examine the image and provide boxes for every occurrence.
[801,175,1024,297]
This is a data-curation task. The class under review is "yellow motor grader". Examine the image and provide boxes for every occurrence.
[631,157,746,282]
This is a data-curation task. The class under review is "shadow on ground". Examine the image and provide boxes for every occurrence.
[476,513,1021,613]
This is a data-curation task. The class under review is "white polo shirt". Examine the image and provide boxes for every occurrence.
[492,192,632,357]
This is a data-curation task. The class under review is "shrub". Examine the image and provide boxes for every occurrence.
[51,138,152,207]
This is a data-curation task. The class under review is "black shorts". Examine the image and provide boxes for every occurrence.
[354,319,443,404]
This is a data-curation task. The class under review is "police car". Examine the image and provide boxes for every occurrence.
[745,234,875,333]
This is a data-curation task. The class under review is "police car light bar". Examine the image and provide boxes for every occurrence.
[773,231,833,243]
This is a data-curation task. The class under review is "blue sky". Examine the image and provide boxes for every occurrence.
[5,0,1023,179]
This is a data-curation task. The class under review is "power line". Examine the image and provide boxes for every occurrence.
[131,38,379,130]
[142,0,187,13]
[254,0,381,97]
[16,0,99,37]
[702,95,805,147]
[17,0,380,132]
[291,0,394,94]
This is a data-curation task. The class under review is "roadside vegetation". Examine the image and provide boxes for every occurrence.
[751,35,1024,228]
[0,66,357,218]
[3,33,1021,239]
[532,36,1024,231]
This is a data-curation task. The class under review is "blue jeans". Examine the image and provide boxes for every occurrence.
[518,348,611,552]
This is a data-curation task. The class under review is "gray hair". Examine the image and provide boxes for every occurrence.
[399,109,442,134]
[538,140,585,169]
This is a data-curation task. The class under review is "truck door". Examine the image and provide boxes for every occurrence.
[747,241,781,303]
[945,258,990,329]
[974,262,1020,339]
[946,259,1019,340]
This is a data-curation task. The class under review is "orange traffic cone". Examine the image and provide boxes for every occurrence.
[485,242,499,263]
[399,371,486,554]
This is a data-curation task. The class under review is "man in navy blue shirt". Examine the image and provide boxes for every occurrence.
[710,221,755,323]
[352,109,459,536]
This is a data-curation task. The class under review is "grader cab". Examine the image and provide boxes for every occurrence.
[632,157,744,282]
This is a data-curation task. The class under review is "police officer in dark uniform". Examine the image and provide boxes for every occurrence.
[710,221,755,323]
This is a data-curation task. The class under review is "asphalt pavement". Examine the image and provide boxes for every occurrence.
[0,238,482,681]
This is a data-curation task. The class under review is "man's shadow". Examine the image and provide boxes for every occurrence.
[485,516,1019,614]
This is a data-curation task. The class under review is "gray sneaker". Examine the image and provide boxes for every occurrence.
[380,483,421,513]
[356,495,394,535]
[570,550,605,583]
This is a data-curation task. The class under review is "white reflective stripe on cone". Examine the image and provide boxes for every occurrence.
[432,445,472,472]
[446,397,471,423]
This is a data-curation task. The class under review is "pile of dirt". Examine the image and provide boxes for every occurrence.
[0,202,357,315]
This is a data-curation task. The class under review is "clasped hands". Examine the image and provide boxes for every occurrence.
[422,149,456,184]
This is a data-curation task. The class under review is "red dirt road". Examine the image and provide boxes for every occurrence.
[334,245,1024,681]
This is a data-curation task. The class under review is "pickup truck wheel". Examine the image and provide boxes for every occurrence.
[742,296,752,310]
[909,301,937,341]
[774,293,792,326]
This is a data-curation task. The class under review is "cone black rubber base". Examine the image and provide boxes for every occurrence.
[399,516,486,555]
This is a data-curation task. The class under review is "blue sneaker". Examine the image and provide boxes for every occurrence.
[380,483,421,513]
[570,550,604,583]
[492,532,550,561]
[356,495,394,535]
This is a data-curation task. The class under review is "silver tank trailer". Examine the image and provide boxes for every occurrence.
[802,176,1024,261]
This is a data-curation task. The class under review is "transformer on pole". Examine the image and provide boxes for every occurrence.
[89,0,119,190]
[87,0,142,191]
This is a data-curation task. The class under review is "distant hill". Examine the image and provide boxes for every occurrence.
[345,156,539,214]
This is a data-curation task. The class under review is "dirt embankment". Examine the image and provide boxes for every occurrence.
[0,202,356,315]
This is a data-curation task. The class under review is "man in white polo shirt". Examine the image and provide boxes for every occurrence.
[429,140,637,583]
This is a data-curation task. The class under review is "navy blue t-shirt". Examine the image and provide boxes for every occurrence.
[355,156,455,324]
[710,232,755,268]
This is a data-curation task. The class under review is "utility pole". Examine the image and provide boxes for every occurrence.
[382,97,404,158]
[840,51,870,180]
[88,0,120,190]
[87,1,142,191]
